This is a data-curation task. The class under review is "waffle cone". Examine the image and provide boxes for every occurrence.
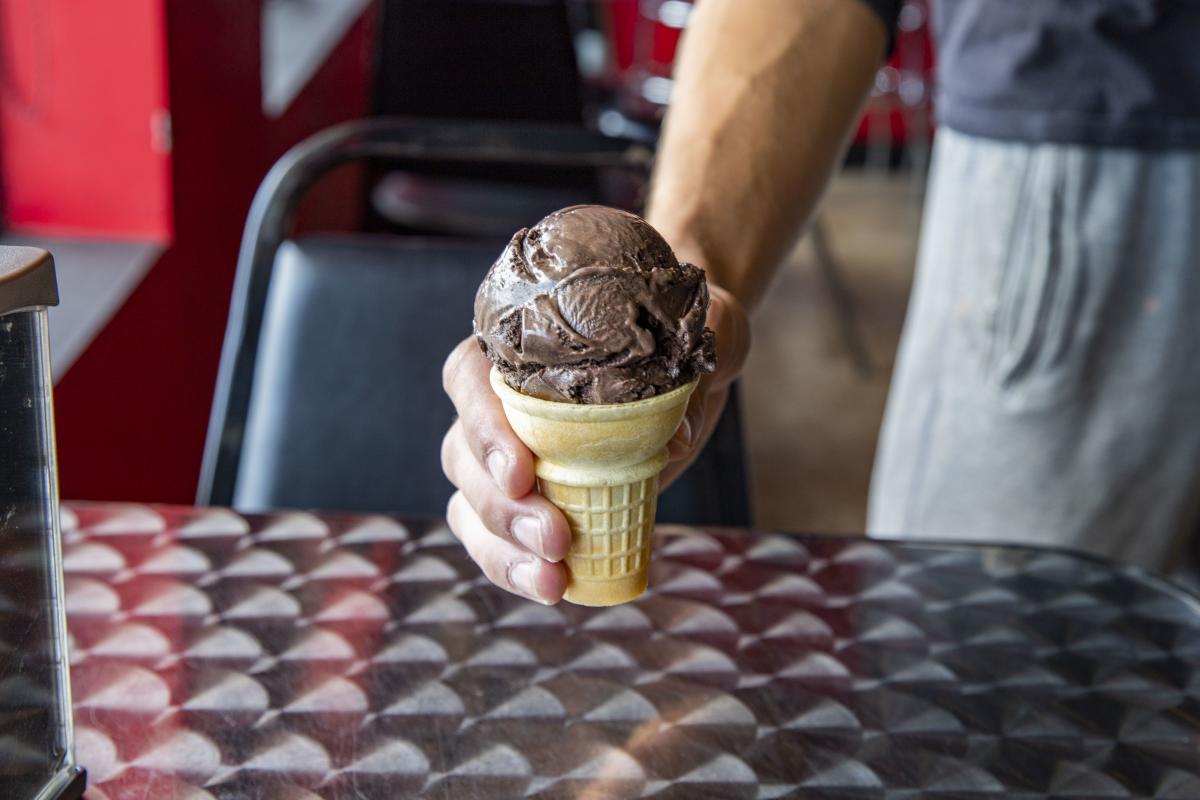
[490,368,698,605]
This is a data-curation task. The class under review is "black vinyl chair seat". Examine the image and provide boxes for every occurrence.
[236,236,489,514]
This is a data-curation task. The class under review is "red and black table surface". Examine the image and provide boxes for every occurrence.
[61,502,1200,799]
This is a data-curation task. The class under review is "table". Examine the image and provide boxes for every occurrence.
[62,502,1200,799]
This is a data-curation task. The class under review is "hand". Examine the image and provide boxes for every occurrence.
[441,338,572,604]
[440,283,748,604]
[662,285,751,488]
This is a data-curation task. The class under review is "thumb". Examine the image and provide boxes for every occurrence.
[705,285,751,392]
[665,284,748,463]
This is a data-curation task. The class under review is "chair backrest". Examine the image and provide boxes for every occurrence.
[199,119,751,524]
[232,235,491,513]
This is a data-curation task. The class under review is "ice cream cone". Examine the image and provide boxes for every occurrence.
[490,368,698,606]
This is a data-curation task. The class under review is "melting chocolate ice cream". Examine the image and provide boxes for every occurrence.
[474,205,716,404]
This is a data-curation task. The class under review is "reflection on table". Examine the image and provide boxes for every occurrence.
[62,502,1200,799]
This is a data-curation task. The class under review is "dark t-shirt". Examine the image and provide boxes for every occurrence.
[857,0,1200,148]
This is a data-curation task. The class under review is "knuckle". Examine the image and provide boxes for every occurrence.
[487,568,513,594]
[440,422,461,482]
[449,480,515,550]
[440,353,457,398]
[468,541,511,590]
[445,491,465,533]
[478,494,517,541]
[465,416,499,463]
[441,339,472,397]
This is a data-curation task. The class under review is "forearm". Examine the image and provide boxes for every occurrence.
[646,0,887,310]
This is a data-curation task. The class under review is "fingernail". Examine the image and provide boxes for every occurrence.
[677,415,693,447]
[667,415,693,462]
[512,516,544,556]
[486,450,509,486]
[509,560,538,598]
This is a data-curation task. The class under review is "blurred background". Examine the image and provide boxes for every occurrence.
[0,0,934,532]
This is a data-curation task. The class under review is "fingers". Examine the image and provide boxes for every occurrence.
[447,492,567,604]
[663,284,750,483]
[667,388,707,463]
[662,385,729,489]
[442,337,534,499]
[706,285,752,391]
[441,336,572,601]
[441,420,571,563]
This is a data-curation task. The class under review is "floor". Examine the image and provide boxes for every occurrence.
[741,169,925,534]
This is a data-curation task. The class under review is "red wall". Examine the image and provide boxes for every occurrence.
[0,0,173,240]
[52,1,378,503]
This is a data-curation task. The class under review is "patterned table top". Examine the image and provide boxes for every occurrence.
[61,503,1200,799]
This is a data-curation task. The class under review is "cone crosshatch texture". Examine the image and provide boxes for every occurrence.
[489,368,698,605]
[539,476,657,604]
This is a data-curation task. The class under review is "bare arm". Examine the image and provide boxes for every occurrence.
[436,0,889,604]
[648,0,888,310]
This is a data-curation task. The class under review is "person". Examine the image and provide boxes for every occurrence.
[441,0,1200,603]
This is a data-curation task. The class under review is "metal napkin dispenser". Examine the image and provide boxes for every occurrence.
[0,248,85,799]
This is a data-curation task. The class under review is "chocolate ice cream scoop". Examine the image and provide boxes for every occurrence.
[474,205,716,404]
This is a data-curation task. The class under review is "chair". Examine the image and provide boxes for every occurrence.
[198,118,751,526]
